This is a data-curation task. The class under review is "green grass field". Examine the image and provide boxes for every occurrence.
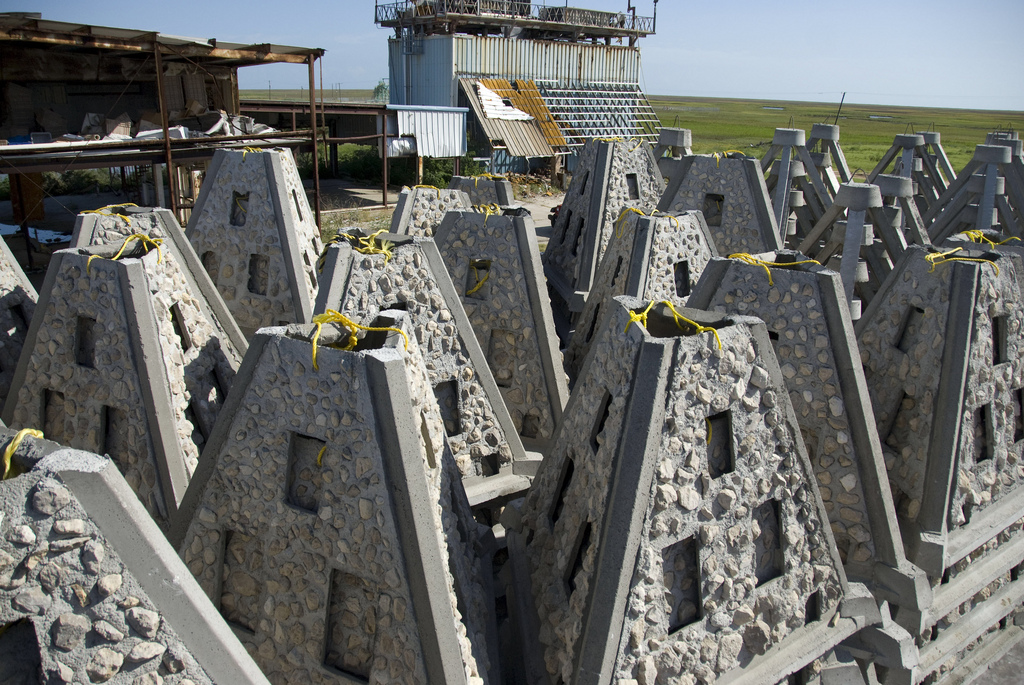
[243,89,1022,177]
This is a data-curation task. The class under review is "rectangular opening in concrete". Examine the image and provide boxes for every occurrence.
[590,390,612,453]
[707,411,735,478]
[702,193,724,227]
[433,380,461,436]
[753,499,783,586]
[419,413,437,469]
[220,529,262,634]
[200,251,220,285]
[895,305,925,354]
[560,208,573,244]
[43,389,65,444]
[973,404,994,463]
[1015,388,1024,443]
[550,454,575,525]
[674,260,691,298]
[466,259,492,300]
[184,400,207,453]
[570,216,584,257]
[664,535,702,634]
[487,329,515,387]
[287,432,326,513]
[521,411,541,440]
[564,521,592,598]
[578,170,589,196]
[481,452,500,477]
[75,315,97,368]
[324,570,377,681]
[0,619,41,679]
[584,303,601,343]
[804,590,821,624]
[170,303,192,352]
[292,188,304,221]
[247,254,269,296]
[352,314,400,351]
[882,391,909,446]
[9,301,29,330]
[993,314,1009,365]
[230,191,249,226]
[611,255,624,285]
[625,173,640,201]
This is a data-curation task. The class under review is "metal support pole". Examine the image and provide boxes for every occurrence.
[381,112,389,208]
[307,54,322,229]
[153,46,179,218]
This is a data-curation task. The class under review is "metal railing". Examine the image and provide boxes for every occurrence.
[375,1,655,34]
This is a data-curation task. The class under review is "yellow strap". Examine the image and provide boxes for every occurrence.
[234,196,248,214]
[466,260,491,295]
[728,253,820,286]
[2,428,43,480]
[624,300,722,349]
[706,417,712,444]
[472,173,506,186]
[960,230,1020,247]
[413,184,441,191]
[596,136,625,143]
[712,150,747,168]
[86,233,164,274]
[310,309,409,370]
[926,247,999,275]
[316,444,328,467]
[80,202,139,226]
[241,146,264,158]
[473,203,502,219]
[615,207,648,239]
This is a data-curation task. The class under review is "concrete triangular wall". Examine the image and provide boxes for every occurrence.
[542,138,665,313]
[433,210,568,451]
[0,429,269,685]
[856,244,1024,682]
[315,234,532,503]
[449,175,515,206]
[171,313,499,684]
[658,153,782,259]
[0,235,36,407]
[390,186,473,237]
[688,253,929,610]
[2,241,245,529]
[186,148,323,337]
[510,297,874,685]
[562,210,717,381]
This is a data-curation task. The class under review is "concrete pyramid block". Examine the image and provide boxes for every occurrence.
[658,152,782,259]
[433,210,568,451]
[315,232,531,503]
[542,138,665,313]
[856,244,1024,682]
[186,148,323,337]
[925,144,1023,242]
[688,252,929,610]
[389,186,473,237]
[2,238,246,529]
[0,234,37,406]
[868,134,952,218]
[172,312,499,684]
[562,210,718,381]
[510,297,876,685]
[449,175,515,206]
[0,428,269,685]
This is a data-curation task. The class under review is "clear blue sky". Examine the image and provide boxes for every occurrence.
[22,0,1024,111]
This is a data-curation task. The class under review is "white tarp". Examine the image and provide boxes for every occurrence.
[476,82,534,121]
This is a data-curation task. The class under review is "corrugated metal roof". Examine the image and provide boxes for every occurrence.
[387,104,468,158]
[460,79,553,159]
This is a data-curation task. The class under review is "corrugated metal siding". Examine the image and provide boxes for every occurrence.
[459,79,553,159]
[388,37,454,106]
[453,35,640,85]
[391,106,467,158]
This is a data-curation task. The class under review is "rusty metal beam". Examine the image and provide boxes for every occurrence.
[307,54,321,229]
[153,46,179,217]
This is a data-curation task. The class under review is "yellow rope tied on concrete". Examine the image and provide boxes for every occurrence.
[926,247,999,275]
[615,207,648,239]
[413,184,442,191]
[473,203,502,219]
[624,300,722,349]
[960,230,1020,247]
[86,233,164,274]
[712,150,747,168]
[706,418,712,444]
[241,146,264,158]
[316,444,328,467]
[310,309,409,371]
[472,173,506,186]
[2,428,43,480]
[80,202,139,224]
[466,260,491,295]
[727,253,821,286]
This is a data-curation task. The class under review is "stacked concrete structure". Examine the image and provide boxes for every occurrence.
[562,210,717,381]
[868,134,948,217]
[390,186,473,237]
[315,233,532,503]
[3,236,245,529]
[688,254,930,659]
[761,128,834,243]
[0,235,36,406]
[925,144,1021,242]
[658,151,782,259]
[806,123,853,193]
[0,428,269,685]
[856,244,1024,683]
[508,297,879,685]
[542,138,664,315]
[448,175,515,207]
[433,210,568,451]
[985,131,1024,234]
[186,148,323,337]
[917,131,956,200]
[653,128,693,177]
[172,313,499,684]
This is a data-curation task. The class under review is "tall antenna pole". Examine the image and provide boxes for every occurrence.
[834,91,846,126]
